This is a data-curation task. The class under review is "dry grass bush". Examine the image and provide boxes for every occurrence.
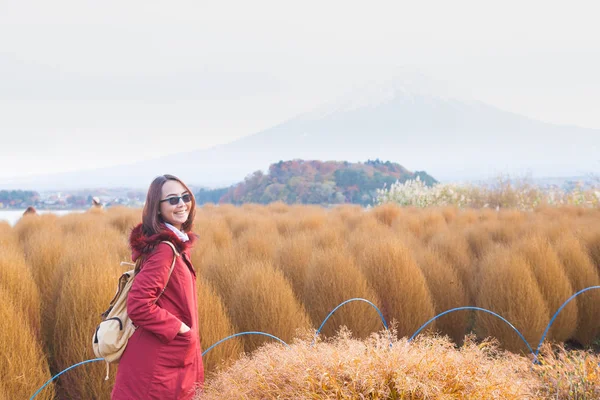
[199,331,543,399]
[477,207,500,222]
[354,237,436,338]
[274,233,313,298]
[191,213,233,268]
[303,247,384,339]
[87,205,106,215]
[497,209,526,223]
[534,205,562,218]
[544,220,574,244]
[196,278,244,374]
[205,216,234,250]
[273,213,297,237]
[0,291,55,400]
[485,219,521,245]
[516,235,577,342]
[389,210,425,241]
[371,202,402,227]
[330,204,363,219]
[474,245,549,353]
[199,202,216,212]
[534,343,600,399]
[59,211,108,236]
[554,233,600,345]
[330,204,366,232]
[228,261,312,352]
[346,220,390,261]
[106,206,140,235]
[440,205,459,224]
[0,385,10,400]
[0,248,42,335]
[199,246,245,306]
[310,221,345,250]
[427,228,474,301]
[0,220,17,245]
[0,223,42,335]
[418,209,449,243]
[272,206,328,238]
[12,212,56,242]
[52,221,129,399]
[524,213,571,243]
[564,206,591,218]
[14,215,67,367]
[463,225,494,259]
[389,208,448,242]
[453,208,480,225]
[266,201,290,214]
[189,238,215,278]
[212,203,236,216]
[413,245,470,344]
[535,207,596,239]
[235,227,280,262]
[224,212,254,239]
[577,223,600,273]
[349,212,386,235]
[293,206,328,231]
[240,203,271,215]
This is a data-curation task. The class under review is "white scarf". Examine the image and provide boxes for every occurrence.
[164,223,189,242]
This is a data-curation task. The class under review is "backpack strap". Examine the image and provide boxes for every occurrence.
[154,240,180,303]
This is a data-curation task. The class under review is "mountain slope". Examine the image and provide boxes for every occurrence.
[2,83,599,190]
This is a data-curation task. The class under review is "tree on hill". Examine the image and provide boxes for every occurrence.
[197,159,437,206]
[0,190,40,208]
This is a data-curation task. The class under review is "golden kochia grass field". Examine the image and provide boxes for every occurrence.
[1,204,599,399]
[199,331,600,399]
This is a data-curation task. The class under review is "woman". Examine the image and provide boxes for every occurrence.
[112,175,204,399]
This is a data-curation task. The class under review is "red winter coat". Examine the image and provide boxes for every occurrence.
[112,224,204,399]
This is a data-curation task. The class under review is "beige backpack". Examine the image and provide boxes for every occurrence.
[92,241,179,379]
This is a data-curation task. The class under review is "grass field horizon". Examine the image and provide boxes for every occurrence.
[2,204,599,399]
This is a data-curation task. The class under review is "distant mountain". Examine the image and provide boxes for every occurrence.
[196,159,436,206]
[2,75,598,190]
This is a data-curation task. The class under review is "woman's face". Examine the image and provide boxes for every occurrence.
[159,180,191,230]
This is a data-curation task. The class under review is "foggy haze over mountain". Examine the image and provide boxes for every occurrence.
[1,1,599,189]
[2,73,598,190]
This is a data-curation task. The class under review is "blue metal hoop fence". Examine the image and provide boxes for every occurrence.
[30,287,600,399]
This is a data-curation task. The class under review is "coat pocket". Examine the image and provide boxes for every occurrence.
[157,331,195,368]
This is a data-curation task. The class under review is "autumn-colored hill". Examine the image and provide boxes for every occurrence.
[196,159,436,206]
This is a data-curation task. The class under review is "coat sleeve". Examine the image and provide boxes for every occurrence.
[127,243,181,344]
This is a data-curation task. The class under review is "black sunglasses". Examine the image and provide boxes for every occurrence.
[160,193,192,205]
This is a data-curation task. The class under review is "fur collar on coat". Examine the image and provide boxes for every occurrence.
[129,223,196,260]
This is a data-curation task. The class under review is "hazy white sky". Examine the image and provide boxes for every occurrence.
[1,0,599,179]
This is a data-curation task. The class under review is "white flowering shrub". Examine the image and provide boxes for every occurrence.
[375,177,473,208]
[376,176,600,210]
